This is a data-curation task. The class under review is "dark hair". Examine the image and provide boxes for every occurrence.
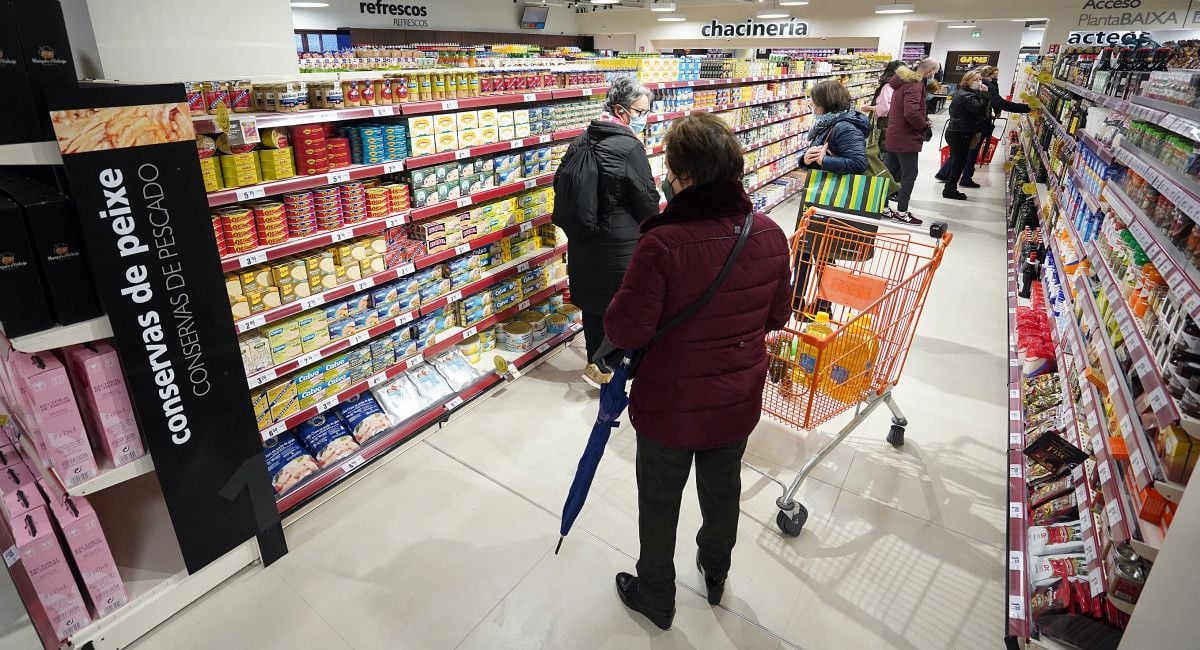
[664,112,744,188]
[880,60,903,83]
[809,80,853,113]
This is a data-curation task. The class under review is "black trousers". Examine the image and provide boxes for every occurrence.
[582,311,605,363]
[636,434,748,612]
[944,130,975,194]
[886,151,919,212]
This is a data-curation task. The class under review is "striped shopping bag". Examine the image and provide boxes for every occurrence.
[797,170,885,262]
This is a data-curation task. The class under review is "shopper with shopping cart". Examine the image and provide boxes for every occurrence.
[602,112,793,631]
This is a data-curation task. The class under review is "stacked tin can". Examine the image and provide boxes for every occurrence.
[250,201,288,245]
[313,186,344,231]
[215,207,258,254]
[283,191,317,239]
[366,186,391,219]
[292,124,330,176]
[326,137,352,169]
[340,182,368,224]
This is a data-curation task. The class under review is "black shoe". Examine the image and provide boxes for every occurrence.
[942,190,967,200]
[696,553,725,606]
[615,573,674,630]
[960,180,981,188]
[934,174,947,182]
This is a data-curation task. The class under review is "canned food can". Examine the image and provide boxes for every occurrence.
[1107,557,1146,604]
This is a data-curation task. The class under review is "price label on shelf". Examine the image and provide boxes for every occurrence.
[1106,499,1123,525]
[236,314,266,333]
[1119,415,1134,439]
[330,229,353,243]
[1107,377,1119,397]
[462,326,478,339]
[510,140,525,150]
[317,397,339,413]
[248,372,274,389]
[517,261,530,273]
[1075,484,1088,509]
[455,149,471,160]
[1134,357,1153,380]
[1072,466,1084,482]
[1088,569,1104,597]
[1009,551,1024,572]
[520,222,533,234]
[1083,537,1097,564]
[1009,388,1019,400]
[454,244,471,255]
[581,88,594,96]
[455,197,472,208]
[385,214,406,228]
[369,373,388,387]
[444,290,463,303]
[235,186,266,202]
[349,331,370,346]
[403,355,423,370]
[1186,292,1200,316]
[3,546,18,568]
[300,295,323,310]
[524,179,537,189]
[328,170,351,184]
[396,263,416,276]
[518,299,531,311]
[523,93,538,102]
[1081,387,1093,407]
[441,100,459,111]
[1097,459,1112,484]
[539,135,552,144]
[1008,596,1026,621]
[1009,502,1023,519]
[237,250,268,268]
[397,311,415,326]
[1081,509,1092,533]
[1010,429,1021,446]
[313,111,338,122]
[1009,357,1019,367]
[373,106,394,117]
[1130,448,1147,476]
[1086,410,1099,431]
[1009,410,1020,423]
[1148,387,1169,413]
[1117,316,1135,341]
[384,161,405,174]
[445,396,464,411]
[351,279,371,293]
[297,351,322,367]
[261,422,287,442]
[342,454,366,474]
[1093,435,1105,456]
[1009,464,1023,478]
[536,342,551,354]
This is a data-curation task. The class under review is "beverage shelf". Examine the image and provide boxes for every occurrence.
[5,316,114,354]
[232,214,553,332]
[275,319,582,512]
[1113,140,1200,222]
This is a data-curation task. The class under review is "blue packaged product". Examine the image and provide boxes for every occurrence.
[349,363,372,384]
[325,300,351,322]
[493,290,520,311]
[395,291,421,313]
[460,292,490,312]
[446,255,478,275]
[295,414,360,467]
[345,294,371,316]
[264,433,320,495]
[370,285,400,306]
[328,317,357,339]
[450,269,478,288]
[395,338,419,360]
[492,278,519,297]
[333,393,394,443]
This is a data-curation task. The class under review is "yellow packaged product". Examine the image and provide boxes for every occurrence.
[200,157,223,192]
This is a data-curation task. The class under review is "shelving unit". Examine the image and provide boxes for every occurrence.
[4,316,114,354]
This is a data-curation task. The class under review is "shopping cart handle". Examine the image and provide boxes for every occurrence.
[930,222,948,240]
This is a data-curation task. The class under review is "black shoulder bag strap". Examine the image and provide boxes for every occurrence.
[623,210,756,376]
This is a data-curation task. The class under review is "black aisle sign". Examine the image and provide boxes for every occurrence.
[46,85,286,573]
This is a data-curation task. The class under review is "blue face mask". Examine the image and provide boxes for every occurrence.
[628,114,648,134]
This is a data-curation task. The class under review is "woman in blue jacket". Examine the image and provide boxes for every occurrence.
[798,80,871,175]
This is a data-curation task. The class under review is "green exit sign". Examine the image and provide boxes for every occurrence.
[971,30,982,38]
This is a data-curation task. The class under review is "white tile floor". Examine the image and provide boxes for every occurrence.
[8,115,1013,650]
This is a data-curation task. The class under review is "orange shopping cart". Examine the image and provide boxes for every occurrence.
[754,207,953,536]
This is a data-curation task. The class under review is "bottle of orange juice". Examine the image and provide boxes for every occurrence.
[795,312,833,389]
[826,314,880,403]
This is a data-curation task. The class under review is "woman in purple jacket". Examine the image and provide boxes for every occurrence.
[604,112,793,630]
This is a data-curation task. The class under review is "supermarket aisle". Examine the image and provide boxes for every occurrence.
[131,115,1011,650]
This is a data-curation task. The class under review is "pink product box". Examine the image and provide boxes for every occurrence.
[13,506,91,639]
[63,343,145,468]
[0,443,21,468]
[10,353,98,488]
[45,492,128,619]
[0,462,45,524]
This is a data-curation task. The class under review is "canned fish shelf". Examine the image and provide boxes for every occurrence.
[260,277,569,440]
[220,209,412,273]
[403,128,585,171]
[193,105,405,135]
[408,172,554,222]
[275,319,581,513]
[231,214,555,331]
[646,92,808,125]
[207,159,407,208]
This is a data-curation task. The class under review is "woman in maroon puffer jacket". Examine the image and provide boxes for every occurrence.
[603,112,793,630]
[883,59,940,225]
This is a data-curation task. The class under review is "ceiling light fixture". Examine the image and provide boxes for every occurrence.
[1028,25,1046,31]
[590,0,620,5]
[946,22,974,29]
[649,1,676,11]
[874,2,914,14]
[779,1,810,5]
[657,13,686,21]
[1011,17,1048,22]
[290,1,329,6]
[756,1,790,19]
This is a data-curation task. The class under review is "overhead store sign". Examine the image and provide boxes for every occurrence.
[1067,30,1151,44]
[357,0,430,28]
[701,18,809,38]
[1077,0,1180,27]
[46,84,286,575]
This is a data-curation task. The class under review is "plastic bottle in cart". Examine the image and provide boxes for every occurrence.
[826,315,881,403]
[794,312,833,389]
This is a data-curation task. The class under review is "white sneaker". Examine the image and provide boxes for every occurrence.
[582,363,613,389]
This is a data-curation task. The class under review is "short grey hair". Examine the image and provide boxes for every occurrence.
[604,75,654,112]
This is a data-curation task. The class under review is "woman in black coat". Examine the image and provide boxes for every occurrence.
[942,69,990,201]
[935,65,1030,187]
[553,76,660,385]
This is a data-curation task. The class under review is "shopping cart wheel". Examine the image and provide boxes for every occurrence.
[929,222,948,240]
[776,505,808,537]
[887,424,905,448]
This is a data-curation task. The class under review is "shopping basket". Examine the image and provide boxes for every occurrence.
[938,117,1008,166]
[752,207,952,536]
